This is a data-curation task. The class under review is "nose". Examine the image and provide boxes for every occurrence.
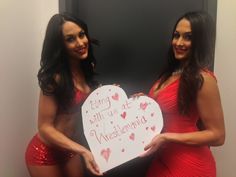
[176,37,184,46]
[76,37,83,46]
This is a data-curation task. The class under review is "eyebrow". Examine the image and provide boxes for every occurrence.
[63,29,85,37]
[174,31,192,34]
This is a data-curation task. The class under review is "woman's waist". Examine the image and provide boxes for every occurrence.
[54,114,79,135]
[162,124,198,133]
[37,123,77,146]
[158,143,214,162]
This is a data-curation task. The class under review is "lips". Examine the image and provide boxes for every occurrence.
[74,46,88,55]
[174,47,187,54]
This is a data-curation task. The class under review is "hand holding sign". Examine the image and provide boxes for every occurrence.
[82,85,163,172]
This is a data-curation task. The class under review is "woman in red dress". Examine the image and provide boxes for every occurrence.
[25,13,102,177]
[144,11,225,177]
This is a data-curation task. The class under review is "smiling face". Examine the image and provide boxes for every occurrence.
[62,21,89,61]
[172,18,192,61]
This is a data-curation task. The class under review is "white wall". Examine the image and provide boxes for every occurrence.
[0,1,58,177]
[213,0,236,177]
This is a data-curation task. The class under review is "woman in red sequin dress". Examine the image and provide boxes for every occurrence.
[143,11,225,177]
[25,13,102,177]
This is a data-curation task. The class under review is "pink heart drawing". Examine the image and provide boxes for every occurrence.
[140,102,148,110]
[129,133,135,141]
[151,126,156,132]
[112,93,119,101]
[121,111,126,119]
[101,148,111,162]
[82,85,163,172]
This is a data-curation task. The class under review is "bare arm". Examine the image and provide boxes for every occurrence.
[143,73,225,155]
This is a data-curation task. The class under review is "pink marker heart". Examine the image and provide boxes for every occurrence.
[101,148,111,162]
[121,111,126,119]
[129,133,135,141]
[112,93,119,100]
[140,102,148,110]
[151,126,156,132]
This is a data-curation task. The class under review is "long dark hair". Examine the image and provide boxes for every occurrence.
[38,13,99,110]
[158,11,216,115]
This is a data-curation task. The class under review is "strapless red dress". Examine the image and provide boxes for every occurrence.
[146,77,216,177]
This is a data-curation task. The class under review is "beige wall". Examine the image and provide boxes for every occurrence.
[0,0,58,177]
[213,0,236,177]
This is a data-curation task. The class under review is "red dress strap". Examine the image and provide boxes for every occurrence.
[75,89,88,104]
[201,69,217,81]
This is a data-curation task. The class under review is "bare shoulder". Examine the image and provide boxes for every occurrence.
[200,70,217,82]
[199,70,219,96]
[39,90,58,112]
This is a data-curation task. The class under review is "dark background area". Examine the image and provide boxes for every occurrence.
[59,0,217,177]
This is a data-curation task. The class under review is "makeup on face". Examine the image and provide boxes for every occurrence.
[172,18,192,61]
[63,21,89,60]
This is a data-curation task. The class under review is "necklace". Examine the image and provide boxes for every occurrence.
[172,69,183,76]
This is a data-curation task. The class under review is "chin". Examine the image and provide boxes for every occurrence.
[79,54,88,60]
[73,53,88,60]
[174,56,185,60]
[174,53,189,61]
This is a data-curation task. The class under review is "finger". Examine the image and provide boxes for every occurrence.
[144,143,152,151]
[139,151,148,157]
[113,83,120,87]
[90,159,103,176]
[138,92,145,96]
[131,93,141,99]
[92,160,101,173]
[135,92,145,98]
[87,162,103,176]
[139,148,154,157]
[144,149,155,157]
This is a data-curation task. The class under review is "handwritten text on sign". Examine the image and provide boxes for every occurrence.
[82,85,163,172]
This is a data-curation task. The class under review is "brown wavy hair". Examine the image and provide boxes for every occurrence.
[157,11,216,115]
[38,13,99,110]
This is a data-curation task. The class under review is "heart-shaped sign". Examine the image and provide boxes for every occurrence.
[82,85,163,172]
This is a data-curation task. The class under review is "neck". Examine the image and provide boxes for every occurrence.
[68,59,86,83]
[172,68,183,76]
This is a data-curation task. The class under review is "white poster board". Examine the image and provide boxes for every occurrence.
[82,85,163,172]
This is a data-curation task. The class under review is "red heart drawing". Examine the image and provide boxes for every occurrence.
[112,93,119,100]
[140,102,148,110]
[129,133,135,141]
[151,126,156,132]
[121,111,126,119]
[101,148,111,162]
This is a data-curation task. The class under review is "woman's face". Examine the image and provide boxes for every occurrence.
[62,21,89,60]
[172,18,192,61]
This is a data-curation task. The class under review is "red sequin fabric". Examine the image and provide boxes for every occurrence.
[25,134,75,165]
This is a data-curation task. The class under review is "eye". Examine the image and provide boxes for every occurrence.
[183,33,192,41]
[173,32,180,39]
[78,31,86,38]
[65,35,76,43]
